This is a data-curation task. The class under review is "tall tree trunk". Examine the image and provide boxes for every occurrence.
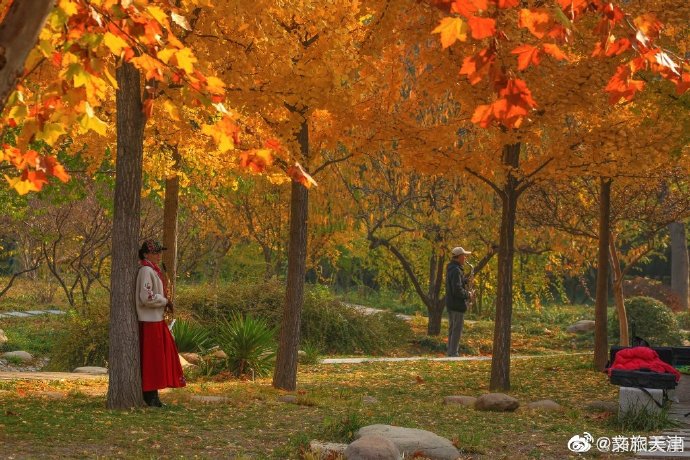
[273,118,309,391]
[594,177,612,371]
[608,233,629,346]
[669,222,689,311]
[162,147,181,301]
[106,61,145,409]
[490,143,520,391]
[0,0,54,114]
[427,249,445,335]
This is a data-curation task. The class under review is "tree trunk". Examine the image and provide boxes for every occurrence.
[594,177,612,372]
[162,147,181,301]
[273,118,309,391]
[106,61,145,409]
[490,143,520,391]
[669,222,689,311]
[608,233,629,346]
[0,0,54,114]
[427,248,445,335]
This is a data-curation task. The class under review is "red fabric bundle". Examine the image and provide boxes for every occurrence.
[608,346,681,382]
[140,321,186,392]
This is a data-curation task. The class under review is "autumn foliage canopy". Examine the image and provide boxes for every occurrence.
[429,0,690,129]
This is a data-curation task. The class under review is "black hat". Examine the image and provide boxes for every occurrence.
[139,239,167,259]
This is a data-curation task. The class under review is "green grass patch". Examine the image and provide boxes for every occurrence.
[0,355,637,459]
[0,315,64,356]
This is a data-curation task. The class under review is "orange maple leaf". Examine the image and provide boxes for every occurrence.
[468,16,496,40]
[676,72,690,95]
[240,149,273,173]
[494,0,519,7]
[459,48,495,85]
[605,64,645,104]
[287,162,317,189]
[511,44,541,70]
[518,9,552,39]
[451,0,477,18]
[432,17,469,48]
[542,43,569,61]
[633,13,662,40]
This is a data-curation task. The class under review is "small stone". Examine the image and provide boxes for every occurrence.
[444,395,477,406]
[180,353,202,365]
[526,400,563,411]
[210,350,228,359]
[566,320,596,333]
[178,354,197,368]
[586,400,618,413]
[474,393,520,412]
[72,366,108,374]
[190,395,230,404]
[362,396,378,405]
[683,339,690,347]
[0,329,7,344]
[345,435,401,460]
[2,351,33,362]
[309,440,348,459]
[279,395,298,404]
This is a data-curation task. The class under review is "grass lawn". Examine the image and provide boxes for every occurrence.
[0,354,640,459]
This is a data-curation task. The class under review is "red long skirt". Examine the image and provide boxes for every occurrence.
[139,321,186,392]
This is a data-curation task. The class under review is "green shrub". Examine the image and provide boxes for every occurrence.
[48,306,109,371]
[299,340,322,365]
[609,296,682,346]
[676,311,690,330]
[214,312,276,378]
[171,319,212,353]
[177,280,412,355]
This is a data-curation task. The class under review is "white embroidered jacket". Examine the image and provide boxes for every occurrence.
[136,265,168,322]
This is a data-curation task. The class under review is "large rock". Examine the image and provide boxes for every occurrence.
[525,400,563,411]
[345,435,401,460]
[566,320,596,333]
[355,424,460,460]
[180,352,201,365]
[0,329,7,344]
[72,366,108,374]
[444,396,477,406]
[210,349,228,359]
[474,393,519,412]
[178,354,196,368]
[2,351,33,362]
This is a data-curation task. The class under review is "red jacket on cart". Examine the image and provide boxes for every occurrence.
[608,346,681,382]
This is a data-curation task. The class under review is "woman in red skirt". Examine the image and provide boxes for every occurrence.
[136,239,186,407]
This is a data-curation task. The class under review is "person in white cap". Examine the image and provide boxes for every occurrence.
[446,246,471,357]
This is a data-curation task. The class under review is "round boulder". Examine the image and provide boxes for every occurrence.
[526,400,563,411]
[474,393,520,412]
[355,424,460,460]
[345,435,401,460]
[566,320,595,333]
[2,351,33,362]
[444,395,477,406]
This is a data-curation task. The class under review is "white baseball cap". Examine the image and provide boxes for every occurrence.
[451,247,472,256]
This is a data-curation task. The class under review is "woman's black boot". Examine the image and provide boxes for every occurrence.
[143,391,157,406]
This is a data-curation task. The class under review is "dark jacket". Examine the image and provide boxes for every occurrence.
[446,260,469,312]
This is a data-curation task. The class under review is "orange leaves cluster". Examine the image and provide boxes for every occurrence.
[0,146,69,194]
[429,0,690,129]
[471,79,537,128]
